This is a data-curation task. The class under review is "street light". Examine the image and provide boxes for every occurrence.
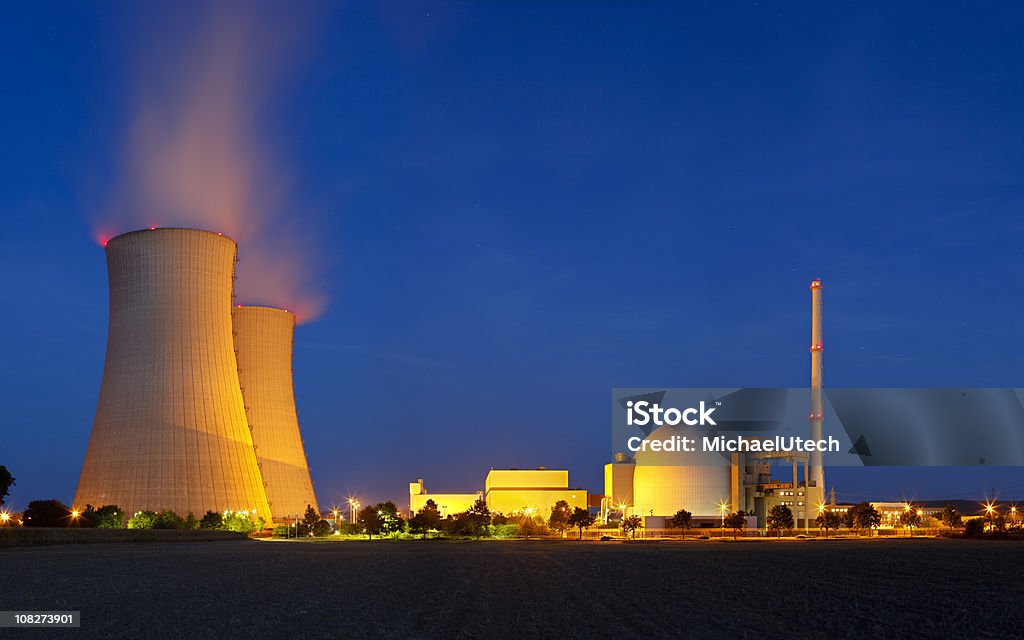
[719,500,729,537]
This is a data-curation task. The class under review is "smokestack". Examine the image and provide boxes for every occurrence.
[232,305,319,520]
[75,228,272,522]
[809,278,825,492]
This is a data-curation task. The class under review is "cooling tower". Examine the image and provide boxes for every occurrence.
[232,306,318,520]
[75,228,272,522]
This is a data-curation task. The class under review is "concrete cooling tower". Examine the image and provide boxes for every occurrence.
[232,306,318,520]
[75,228,272,522]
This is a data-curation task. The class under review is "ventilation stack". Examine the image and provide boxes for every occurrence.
[232,305,319,520]
[75,228,272,522]
[809,278,825,493]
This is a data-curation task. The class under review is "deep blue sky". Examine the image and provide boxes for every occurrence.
[2,1,1023,511]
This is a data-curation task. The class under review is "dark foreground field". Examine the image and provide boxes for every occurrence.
[1,538,1021,639]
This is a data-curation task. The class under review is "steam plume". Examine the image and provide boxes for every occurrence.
[96,3,326,322]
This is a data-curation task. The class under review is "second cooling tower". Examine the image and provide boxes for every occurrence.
[232,306,319,520]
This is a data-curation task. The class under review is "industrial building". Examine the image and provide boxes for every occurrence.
[233,305,319,520]
[603,279,827,529]
[75,228,317,524]
[409,468,588,518]
[408,480,480,518]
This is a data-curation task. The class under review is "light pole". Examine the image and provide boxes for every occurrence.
[719,501,728,539]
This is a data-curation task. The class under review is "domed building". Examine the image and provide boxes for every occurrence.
[631,424,732,518]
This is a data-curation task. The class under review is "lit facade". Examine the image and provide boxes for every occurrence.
[408,479,480,517]
[484,469,587,515]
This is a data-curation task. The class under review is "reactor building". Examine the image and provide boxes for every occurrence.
[604,279,827,529]
[232,305,319,520]
[75,228,317,523]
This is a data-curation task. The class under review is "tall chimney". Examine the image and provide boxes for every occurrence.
[809,278,825,492]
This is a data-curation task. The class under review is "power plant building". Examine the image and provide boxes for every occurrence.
[75,229,273,521]
[603,279,827,529]
[485,469,587,515]
[233,305,319,520]
[409,469,588,518]
[408,480,481,518]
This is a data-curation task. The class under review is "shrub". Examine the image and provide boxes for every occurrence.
[200,511,223,530]
[94,505,125,529]
[128,511,158,529]
[273,525,290,538]
[513,515,549,538]
[491,524,519,538]
[964,518,985,538]
[23,500,72,527]
[312,519,332,537]
[152,510,185,529]
[222,510,263,533]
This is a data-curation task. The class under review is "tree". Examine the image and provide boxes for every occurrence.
[964,518,985,538]
[939,504,962,531]
[668,509,693,534]
[376,501,404,536]
[815,511,841,538]
[153,510,185,529]
[0,465,15,507]
[511,512,548,538]
[548,500,571,538]
[200,511,223,530]
[852,502,882,536]
[463,499,492,539]
[841,509,855,531]
[86,505,124,529]
[724,511,747,540]
[766,505,794,538]
[23,499,72,527]
[899,509,922,537]
[409,499,442,539]
[312,519,332,537]
[302,504,320,536]
[567,507,595,540]
[621,515,643,539]
[358,505,382,539]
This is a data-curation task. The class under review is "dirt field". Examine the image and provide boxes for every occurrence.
[1,538,1020,639]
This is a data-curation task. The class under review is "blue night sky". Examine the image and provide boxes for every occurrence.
[2,1,1023,511]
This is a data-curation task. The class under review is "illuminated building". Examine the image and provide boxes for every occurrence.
[408,479,481,518]
[602,279,828,529]
[484,468,587,515]
[408,468,589,518]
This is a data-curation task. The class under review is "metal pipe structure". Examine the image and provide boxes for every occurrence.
[75,228,273,522]
[809,278,825,492]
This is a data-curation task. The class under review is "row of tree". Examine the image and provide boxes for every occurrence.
[338,499,599,540]
[2,497,265,532]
